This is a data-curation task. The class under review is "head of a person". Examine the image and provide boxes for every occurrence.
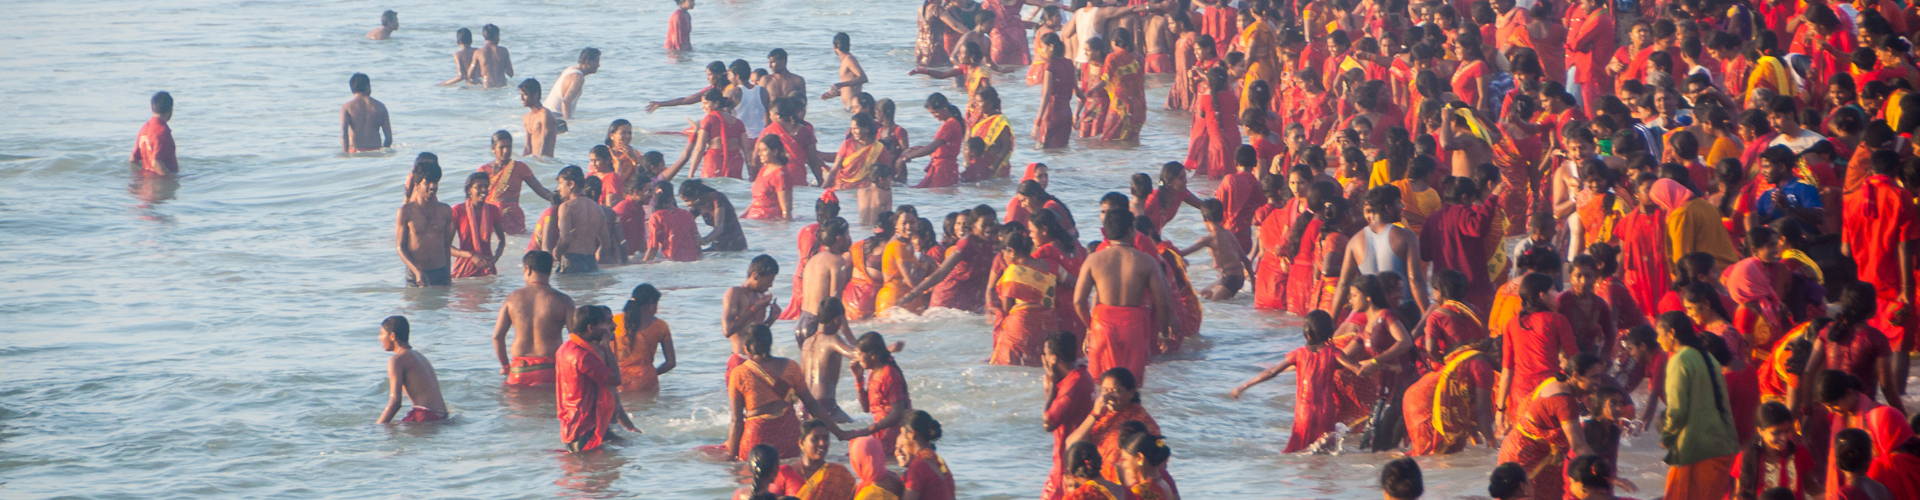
[1820,370,1866,413]
[832,32,851,54]
[1681,282,1730,325]
[569,305,612,342]
[748,444,780,482]
[518,78,542,106]
[1098,367,1141,413]
[1756,401,1798,451]
[1488,462,1528,499]
[1655,311,1700,353]
[1380,457,1423,499]
[857,331,893,369]
[1568,255,1599,294]
[744,324,774,357]
[1065,441,1102,480]
[800,419,833,462]
[522,250,554,279]
[766,48,788,72]
[1043,330,1079,375]
[1124,432,1172,472]
[554,165,585,199]
[1567,352,1608,392]
[408,153,442,200]
[1302,310,1336,346]
[1834,428,1875,474]
[150,91,173,120]
[745,254,779,290]
[349,72,372,95]
[481,23,500,42]
[1565,455,1614,498]
[1103,208,1136,243]
[379,315,409,350]
[461,171,490,202]
[900,410,942,455]
[576,47,602,73]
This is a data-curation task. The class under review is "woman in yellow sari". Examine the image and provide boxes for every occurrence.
[965,86,1014,180]
[989,230,1057,366]
[875,207,922,316]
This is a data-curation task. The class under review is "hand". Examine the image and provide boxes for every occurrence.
[821,90,837,100]
[889,341,905,352]
[1229,387,1245,399]
[646,102,662,113]
[500,365,510,376]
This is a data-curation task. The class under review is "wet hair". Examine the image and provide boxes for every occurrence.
[578,47,600,65]
[1488,462,1527,498]
[523,250,554,275]
[1432,269,1467,302]
[766,48,788,63]
[1623,324,1658,350]
[1829,282,1876,344]
[1124,433,1172,466]
[1045,331,1080,365]
[1671,252,1717,291]
[490,129,514,149]
[1065,441,1102,479]
[150,91,173,115]
[1566,455,1613,489]
[518,78,542,100]
[1303,310,1336,345]
[1357,274,1391,311]
[1129,173,1154,199]
[1032,209,1075,250]
[1834,428,1874,473]
[481,23,499,42]
[382,315,409,345]
[745,324,774,356]
[1200,198,1225,223]
[749,444,781,481]
[621,284,661,333]
[1682,282,1731,322]
[1820,370,1863,404]
[463,171,490,196]
[1520,273,1556,314]
[905,411,942,448]
[555,165,585,190]
[456,27,472,46]
[833,32,851,52]
[408,153,442,189]
[1104,209,1136,241]
[1003,226,1034,255]
[1380,457,1423,499]
[569,304,610,338]
[747,254,779,278]
[651,181,677,210]
[1758,401,1793,428]
[857,331,894,366]
[349,72,371,94]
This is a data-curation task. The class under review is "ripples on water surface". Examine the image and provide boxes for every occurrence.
[0,0,1679,497]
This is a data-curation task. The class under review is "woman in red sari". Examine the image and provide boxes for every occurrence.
[895,411,955,500]
[1066,367,1159,483]
[1185,66,1240,178]
[1033,34,1075,150]
[1284,182,1336,315]
[989,230,1057,366]
[1496,374,1594,500]
[451,172,507,279]
[843,212,893,321]
[1230,311,1359,453]
[1616,174,1671,318]
[898,94,965,189]
[1497,273,1579,427]
[1097,29,1146,143]
[742,135,793,220]
[1030,210,1087,338]
[1251,174,1301,310]
[1077,38,1111,139]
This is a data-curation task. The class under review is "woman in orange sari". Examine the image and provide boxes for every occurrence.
[965,86,1014,181]
[989,231,1057,366]
[1077,38,1111,138]
[1033,34,1076,149]
[726,325,841,461]
[613,284,675,396]
[1252,174,1302,310]
[844,212,892,321]
[1066,367,1159,483]
[875,208,923,316]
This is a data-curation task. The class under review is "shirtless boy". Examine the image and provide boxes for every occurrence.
[340,73,392,153]
[1179,198,1251,300]
[798,301,864,423]
[520,78,564,158]
[797,218,853,339]
[396,154,453,287]
[130,91,177,176]
[722,255,783,369]
[437,28,479,86]
[367,10,397,40]
[491,251,577,387]
[1075,209,1173,385]
[548,166,612,273]
[543,48,600,120]
[821,33,869,111]
[375,316,449,423]
[471,24,514,88]
[763,48,808,103]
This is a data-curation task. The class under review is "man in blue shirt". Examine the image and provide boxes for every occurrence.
[1750,145,1823,227]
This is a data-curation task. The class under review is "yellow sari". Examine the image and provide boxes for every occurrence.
[874,239,917,315]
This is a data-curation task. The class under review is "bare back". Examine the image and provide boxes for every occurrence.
[801,252,850,315]
[1084,244,1160,307]
[393,350,448,412]
[475,44,513,88]
[506,285,574,358]
[523,108,557,157]
[342,96,390,152]
[1207,225,1247,276]
[555,198,608,257]
[765,71,807,101]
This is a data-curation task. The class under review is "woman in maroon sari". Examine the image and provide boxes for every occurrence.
[1033,34,1076,150]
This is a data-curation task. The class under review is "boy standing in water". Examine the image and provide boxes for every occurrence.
[762,48,808,102]
[130,91,177,176]
[1178,198,1250,300]
[437,28,478,86]
[395,154,452,287]
[543,48,600,120]
[491,251,576,387]
[821,33,869,112]
[340,73,391,153]
[520,79,563,158]
[472,24,514,88]
[549,166,611,274]
[722,255,782,372]
[665,0,693,53]
[375,316,449,423]
[366,10,397,40]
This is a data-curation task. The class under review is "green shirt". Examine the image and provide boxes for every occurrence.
[1660,347,1739,465]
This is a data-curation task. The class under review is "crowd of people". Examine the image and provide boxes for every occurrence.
[128,0,1920,498]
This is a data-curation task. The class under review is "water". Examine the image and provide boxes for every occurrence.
[0,0,1677,497]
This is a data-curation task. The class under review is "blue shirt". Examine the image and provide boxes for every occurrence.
[1753,180,1821,222]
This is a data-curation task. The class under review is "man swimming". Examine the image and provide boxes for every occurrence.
[340,73,391,153]
[366,10,397,40]
[375,316,449,423]
[395,154,452,287]
[543,48,600,120]
[491,251,576,387]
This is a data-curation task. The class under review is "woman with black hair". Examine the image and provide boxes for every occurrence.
[896,411,955,500]
[1655,311,1739,500]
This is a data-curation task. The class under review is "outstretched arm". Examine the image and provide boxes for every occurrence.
[1229,356,1296,399]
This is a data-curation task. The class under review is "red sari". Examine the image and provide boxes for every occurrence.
[1035,242,1086,337]
[1086,304,1153,386]
[1283,344,1343,453]
[1087,405,1160,481]
[778,224,820,322]
[664,8,691,51]
[1501,311,1577,424]
[930,235,994,312]
[742,162,792,220]
[992,259,1058,366]
[1099,48,1146,142]
[1251,201,1296,310]
[1214,171,1260,250]
[1497,389,1580,500]
[914,117,965,188]
[1283,217,1324,315]
[1405,348,1495,456]
[1076,62,1108,138]
[1034,56,1076,149]
[1843,175,1920,350]
[1184,87,1240,178]
[1615,210,1670,318]
[451,201,504,278]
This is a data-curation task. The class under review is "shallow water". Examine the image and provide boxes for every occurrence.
[0,0,1688,497]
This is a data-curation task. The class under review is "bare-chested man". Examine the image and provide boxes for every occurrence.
[1437,108,1494,178]
[543,48,600,120]
[471,24,514,88]
[796,218,853,340]
[492,250,576,387]
[762,48,808,104]
[547,166,611,274]
[375,315,449,423]
[1075,208,1173,385]
[1060,0,1151,63]
[798,301,863,423]
[820,33,869,111]
[437,28,479,86]
[340,73,391,153]
[367,10,397,40]
[1179,198,1251,300]
[1333,186,1428,315]
[722,255,783,369]
[519,78,564,158]
[396,154,452,287]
